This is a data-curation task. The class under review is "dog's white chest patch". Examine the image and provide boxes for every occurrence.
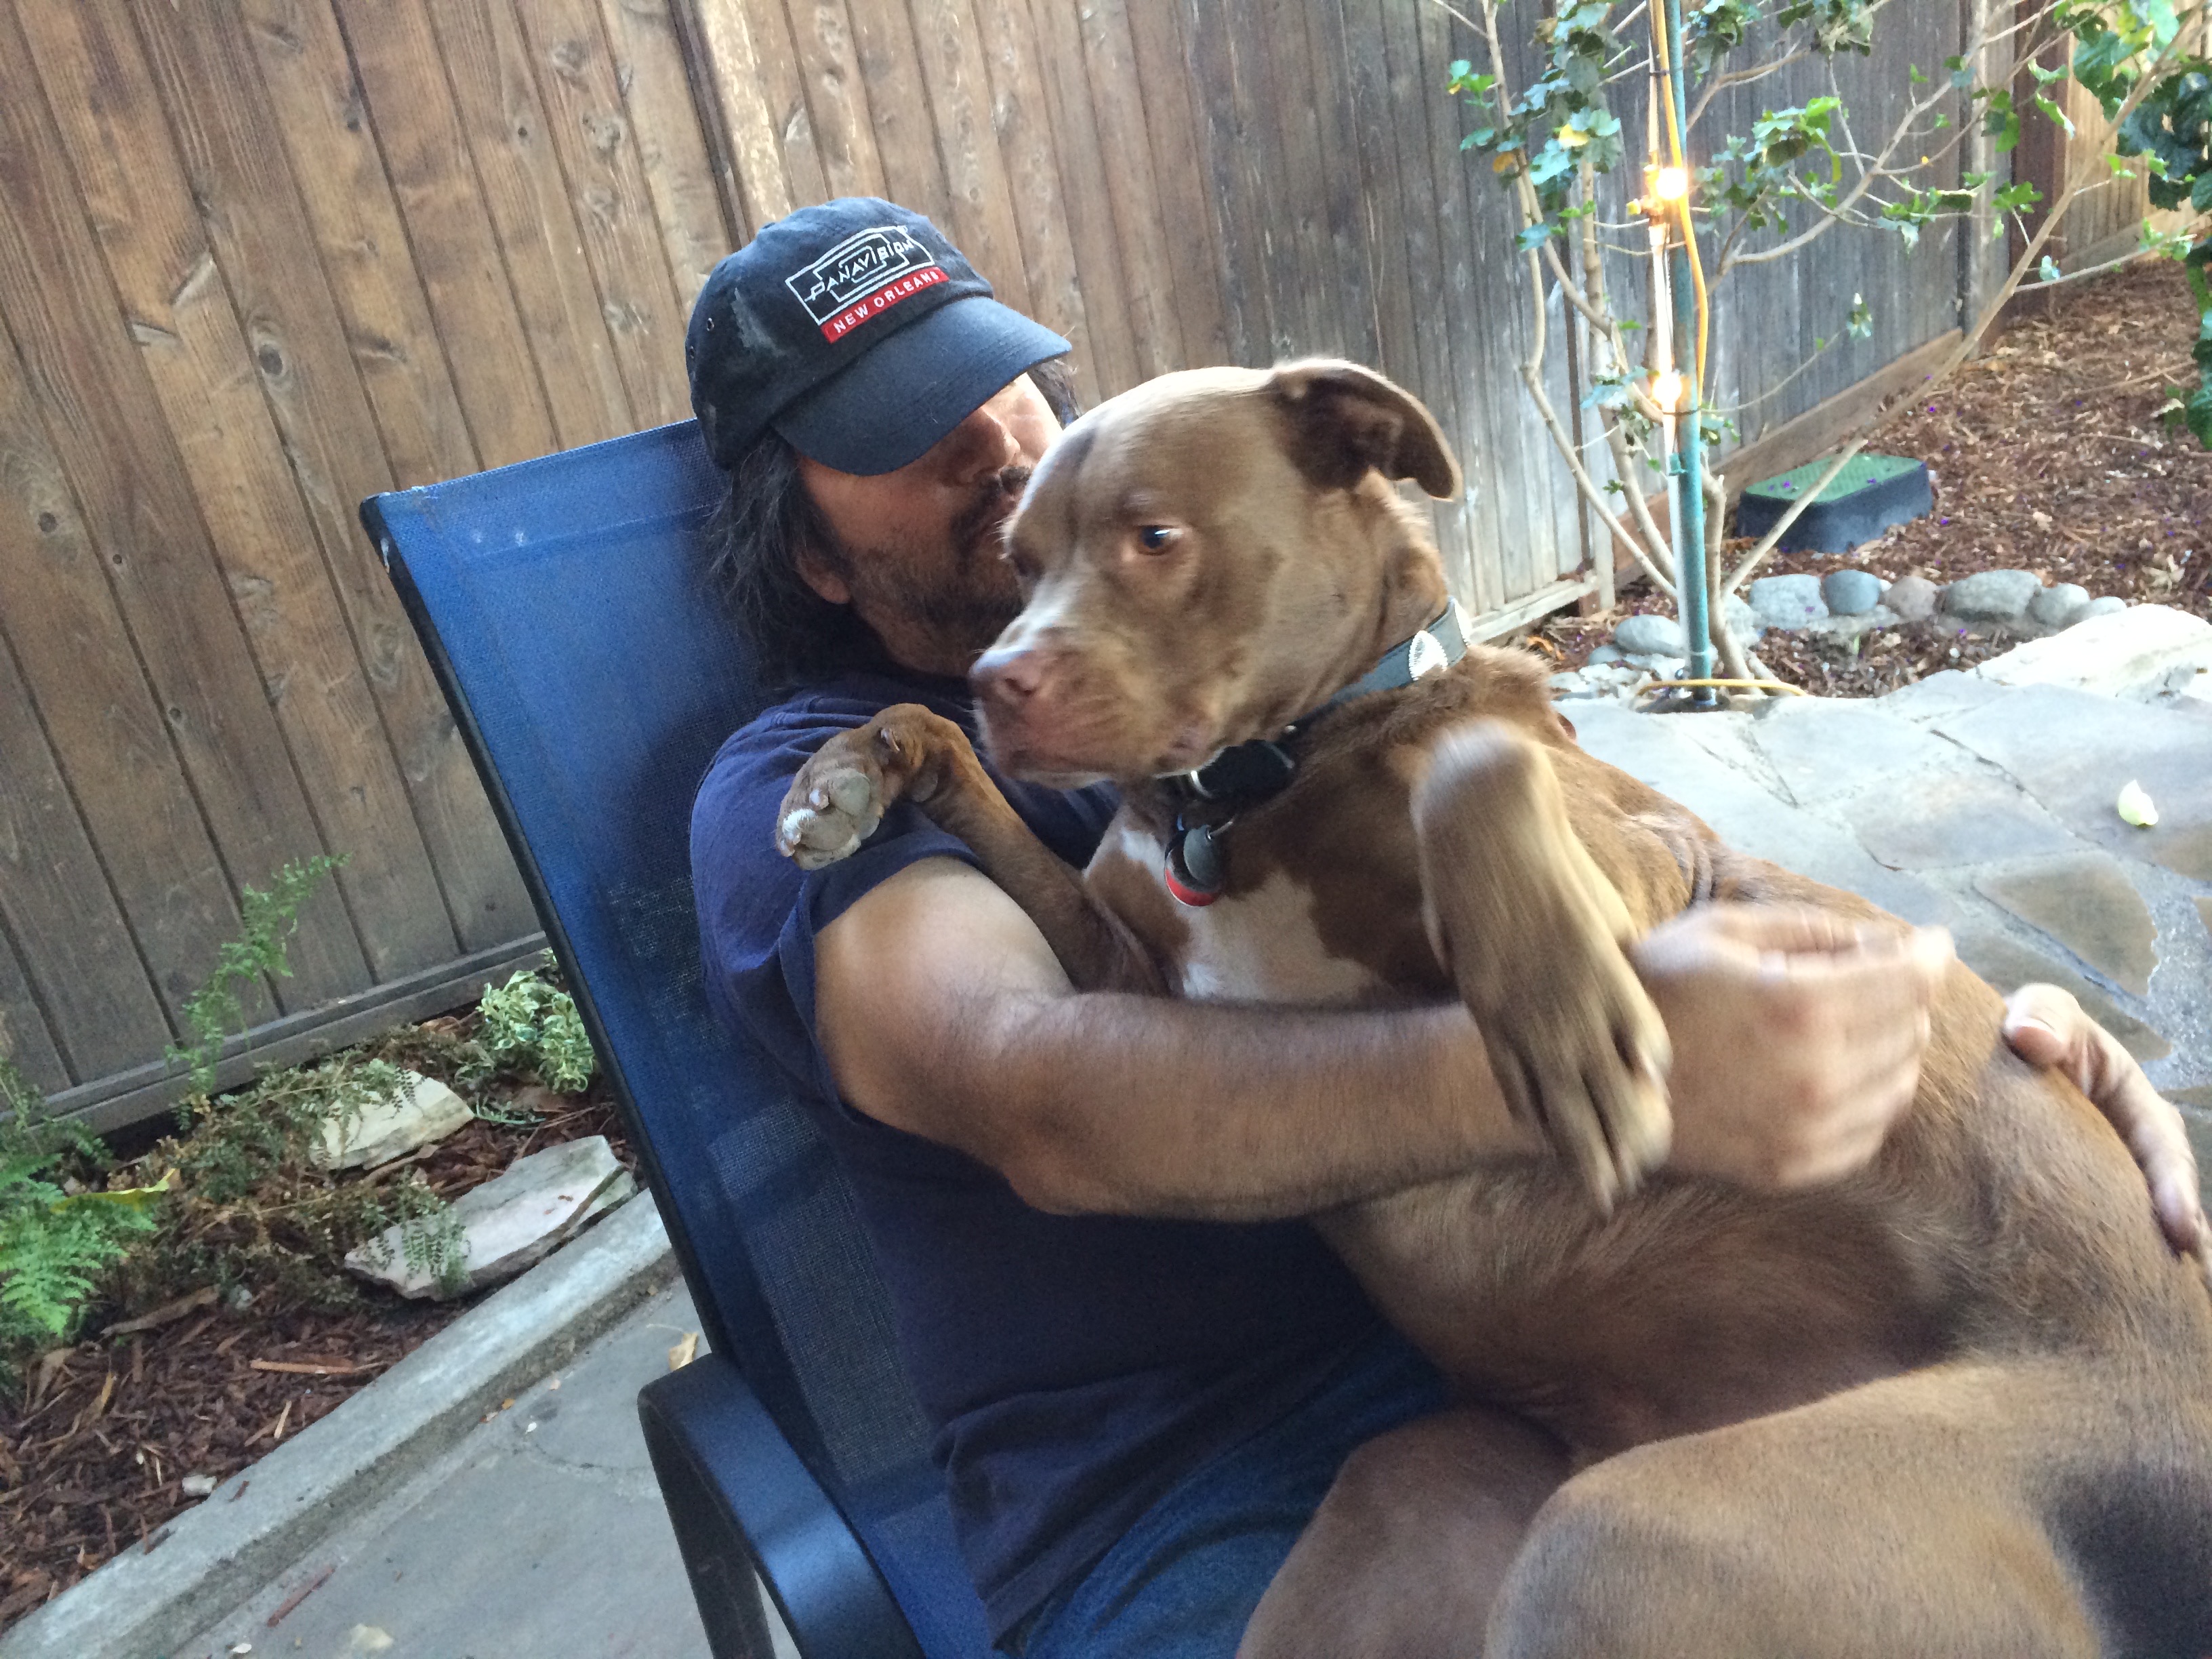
[1170,867,1380,1004]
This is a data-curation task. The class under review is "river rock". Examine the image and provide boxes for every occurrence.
[1748,573,1828,630]
[1820,569,1883,616]
[346,1136,636,1300]
[317,1071,472,1171]
[1584,643,1626,666]
[2077,594,2127,622]
[1940,568,2041,622]
[2028,582,2091,630]
[1721,594,1761,643]
[1885,573,1938,621]
[1614,613,1687,657]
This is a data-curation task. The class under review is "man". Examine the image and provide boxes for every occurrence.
[687,199,2203,1656]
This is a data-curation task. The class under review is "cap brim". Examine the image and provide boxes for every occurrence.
[774,296,1070,476]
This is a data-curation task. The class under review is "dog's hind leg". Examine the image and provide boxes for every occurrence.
[1409,720,1673,1210]
[1488,1357,2212,1659]
[1241,1404,1570,1659]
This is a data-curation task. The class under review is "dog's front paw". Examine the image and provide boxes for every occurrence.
[776,730,891,869]
[1477,946,1673,1213]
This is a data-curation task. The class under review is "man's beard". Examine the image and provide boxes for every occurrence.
[829,468,1031,659]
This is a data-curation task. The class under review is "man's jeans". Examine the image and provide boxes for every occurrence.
[1006,1328,1450,1658]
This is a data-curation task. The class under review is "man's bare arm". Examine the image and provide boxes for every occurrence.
[813,861,1957,1220]
[815,859,1534,1218]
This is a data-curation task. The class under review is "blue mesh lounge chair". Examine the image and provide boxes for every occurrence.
[363,420,991,1659]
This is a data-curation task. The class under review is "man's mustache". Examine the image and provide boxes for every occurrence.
[954,465,1034,554]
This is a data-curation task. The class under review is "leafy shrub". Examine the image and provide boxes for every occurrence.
[0,1059,161,1389]
[474,966,596,1094]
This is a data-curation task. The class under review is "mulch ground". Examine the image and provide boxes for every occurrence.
[0,1074,635,1632]
[1539,257,2212,695]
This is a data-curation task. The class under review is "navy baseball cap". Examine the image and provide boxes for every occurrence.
[685,199,1069,476]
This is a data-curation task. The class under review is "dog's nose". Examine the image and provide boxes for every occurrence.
[972,645,1050,705]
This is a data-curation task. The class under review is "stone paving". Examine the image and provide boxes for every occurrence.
[1570,671,2212,1138]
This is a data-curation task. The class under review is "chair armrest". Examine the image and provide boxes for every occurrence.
[638,1352,926,1659]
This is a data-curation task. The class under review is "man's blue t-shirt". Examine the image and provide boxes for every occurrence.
[690,664,1381,1641]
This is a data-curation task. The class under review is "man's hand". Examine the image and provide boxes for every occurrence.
[2003,983,2209,1278]
[1629,905,1951,1191]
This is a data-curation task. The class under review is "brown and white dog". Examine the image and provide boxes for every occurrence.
[776,361,2212,1655]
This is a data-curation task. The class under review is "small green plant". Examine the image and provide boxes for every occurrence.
[474,964,596,1094]
[0,1058,163,1390]
[169,855,347,1101]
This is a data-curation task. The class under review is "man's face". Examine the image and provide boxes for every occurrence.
[796,374,1061,676]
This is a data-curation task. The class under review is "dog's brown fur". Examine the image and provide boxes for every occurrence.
[776,362,2212,1654]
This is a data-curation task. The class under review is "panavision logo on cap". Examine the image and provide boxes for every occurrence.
[785,225,949,342]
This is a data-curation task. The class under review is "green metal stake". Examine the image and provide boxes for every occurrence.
[1661,0,1717,706]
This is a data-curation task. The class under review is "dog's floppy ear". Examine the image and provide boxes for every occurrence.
[1265,359,1462,501]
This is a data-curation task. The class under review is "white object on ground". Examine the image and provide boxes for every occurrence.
[345,1136,636,1300]
[2116,781,2159,827]
[316,1071,472,1171]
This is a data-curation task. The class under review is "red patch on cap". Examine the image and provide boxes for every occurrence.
[821,264,948,342]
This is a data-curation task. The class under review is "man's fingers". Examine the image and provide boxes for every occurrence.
[1695,902,1869,957]
[2003,982,2207,1261]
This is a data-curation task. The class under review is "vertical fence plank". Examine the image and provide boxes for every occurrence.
[240,0,480,491]
[514,0,697,428]
[781,0,893,201]
[1303,0,1382,367]
[77,0,467,983]
[0,624,169,1085]
[1024,0,1143,393]
[596,0,736,307]
[1174,0,1273,367]
[904,0,1033,315]
[1065,0,1183,382]
[840,0,952,225]
[337,0,561,469]
[1121,3,1229,367]
[0,6,358,1014]
[968,0,1096,380]
[429,0,638,447]
[0,918,70,1099]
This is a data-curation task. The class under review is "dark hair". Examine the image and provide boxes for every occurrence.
[704,358,1080,689]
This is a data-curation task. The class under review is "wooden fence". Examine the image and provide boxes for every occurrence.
[0,0,2148,1126]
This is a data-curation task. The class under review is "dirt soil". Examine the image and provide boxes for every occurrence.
[0,1071,635,1631]
[1541,258,2212,695]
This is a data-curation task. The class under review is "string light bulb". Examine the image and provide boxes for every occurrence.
[1652,165,1690,201]
[1651,369,1685,411]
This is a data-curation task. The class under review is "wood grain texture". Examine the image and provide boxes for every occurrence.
[1065,0,1181,382]
[0,623,169,1085]
[905,0,1033,315]
[594,0,734,306]
[335,0,561,468]
[429,0,638,447]
[50,0,462,984]
[680,0,822,232]
[0,319,243,1041]
[514,0,697,427]
[239,0,480,489]
[0,3,356,1015]
[1120,1,1229,367]
[1024,0,1142,394]
[1172,0,1276,369]
[968,0,1095,386]
[841,0,953,226]
[240,0,533,951]
[781,0,892,201]
[0,917,68,1098]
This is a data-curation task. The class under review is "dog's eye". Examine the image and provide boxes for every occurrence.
[1135,525,1179,554]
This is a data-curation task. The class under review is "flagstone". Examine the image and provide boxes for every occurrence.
[1974,853,2159,996]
